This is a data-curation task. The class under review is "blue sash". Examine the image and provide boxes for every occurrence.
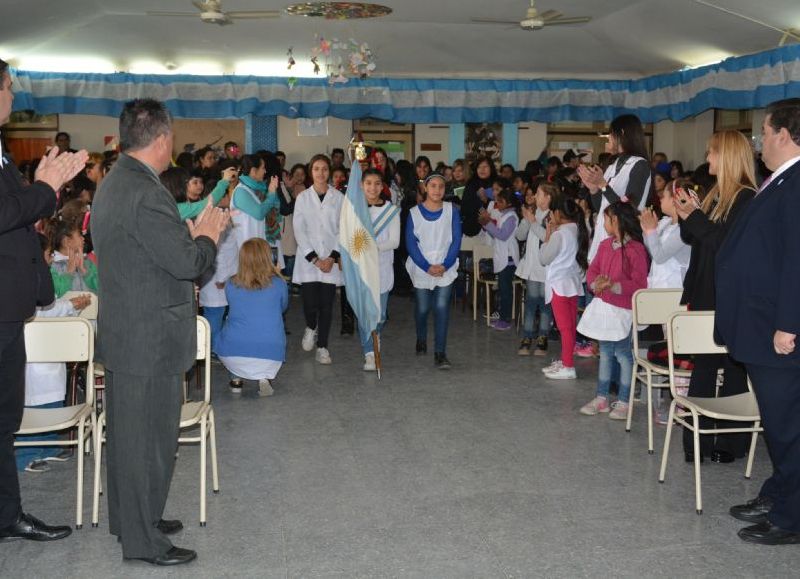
[371,203,400,238]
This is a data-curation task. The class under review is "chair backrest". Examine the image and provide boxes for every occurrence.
[633,288,685,325]
[61,290,98,321]
[24,317,94,404]
[668,311,726,356]
[196,316,212,403]
[472,242,494,278]
[460,234,477,253]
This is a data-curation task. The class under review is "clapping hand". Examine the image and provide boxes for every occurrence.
[35,147,90,194]
[639,207,659,234]
[477,208,491,226]
[187,197,231,245]
[65,247,85,274]
[268,175,279,193]
[593,274,613,294]
[545,218,556,242]
[68,293,92,311]
[674,187,701,219]
[577,164,606,193]
[221,167,238,182]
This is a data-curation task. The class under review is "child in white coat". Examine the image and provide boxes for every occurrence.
[292,154,345,365]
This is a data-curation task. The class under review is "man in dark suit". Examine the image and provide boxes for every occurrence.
[92,98,229,566]
[0,58,89,542]
[716,98,800,545]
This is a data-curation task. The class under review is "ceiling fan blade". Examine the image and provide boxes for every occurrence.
[470,18,521,25]
[543,17,592,26]
[539,10,562,21]
[226,10,282,19]
[146,11,199,17]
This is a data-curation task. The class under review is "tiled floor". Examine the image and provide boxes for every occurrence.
[3,294,793,578]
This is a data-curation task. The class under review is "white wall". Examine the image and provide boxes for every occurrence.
[518,122,547,168]
[413,124,449,166]
[58,114,118,152]
[652,110,715,169]
[277,116,353,168]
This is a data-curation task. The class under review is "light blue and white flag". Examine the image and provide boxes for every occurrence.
[338,160,381,343]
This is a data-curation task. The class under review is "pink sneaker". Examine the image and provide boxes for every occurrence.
[609,401,629,420]
[580,396,610,415]
[574,343,595,358]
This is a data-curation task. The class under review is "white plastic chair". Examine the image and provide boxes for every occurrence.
[625,289,688,453]
[658,311,762,514]
[472,242,516,325]
[15,317,96,529]
[92,316,220,527]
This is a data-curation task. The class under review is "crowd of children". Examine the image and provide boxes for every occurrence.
[17,112,771,473]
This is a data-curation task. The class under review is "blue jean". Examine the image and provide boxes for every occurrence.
[14,401,63,471]
[282,255,296,279]
[497,264,516,322]
[523,279,552,339]
[202,306,226,353]
[414,283,453,354]
[596,332,633,403]
[360,292,390,354]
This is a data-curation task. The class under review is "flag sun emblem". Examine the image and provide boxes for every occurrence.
[349,227,372,258]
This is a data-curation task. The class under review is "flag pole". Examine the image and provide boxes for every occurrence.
[372,330,382,380]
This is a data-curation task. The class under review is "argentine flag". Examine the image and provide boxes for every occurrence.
[338,161,381,341]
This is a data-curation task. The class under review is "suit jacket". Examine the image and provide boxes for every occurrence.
[0,152,56,322]
[679,188,755,310]
[91,154,217,376]
[715,159,800,368]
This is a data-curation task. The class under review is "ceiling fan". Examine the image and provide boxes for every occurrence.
[693,0,800,46]
[146,0,281,26]
[471,0,591,30]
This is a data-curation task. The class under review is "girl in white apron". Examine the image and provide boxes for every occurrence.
[577,114,653,262]
[405,173,461,369]
[292,154,344,365]
[478,188,519,331]
[640,179,691,290]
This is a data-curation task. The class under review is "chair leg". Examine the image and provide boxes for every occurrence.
[659,400,677,482]
[745,422,760,479]
[76,420,85,529]
[646,369,655,455]
[91,415,103,527]
[485,284,491,327]
[625,361,638,433]
[199,415,207,527]
[209,408,220,493]
[472,275,478,321]
[692,411,703,514]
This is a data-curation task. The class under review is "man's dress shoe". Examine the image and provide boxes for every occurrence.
[126,546,197,566]
[738,521,800,545]
[730,496,773,524]
[0,513,71,542]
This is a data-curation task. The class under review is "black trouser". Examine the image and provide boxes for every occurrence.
[300,282,337,349]
[105,370,183,559]
[682,353,750,457]
[748,363,800,532]
[0,322,25,528]
[340,286,356,334]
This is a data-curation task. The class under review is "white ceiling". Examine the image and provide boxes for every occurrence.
[1,0,799,78]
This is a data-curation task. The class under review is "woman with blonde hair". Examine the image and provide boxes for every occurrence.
[674,129,757,463]
[215,238,289,397]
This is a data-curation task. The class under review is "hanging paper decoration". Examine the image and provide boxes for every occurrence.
[287,47,296,70]
[306,34,377,85]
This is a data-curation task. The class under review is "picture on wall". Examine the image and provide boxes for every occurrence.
[5,110,58,130]
[465,123,502,166]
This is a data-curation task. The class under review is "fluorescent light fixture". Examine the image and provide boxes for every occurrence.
[172,61,226,76]
[128,61,172,75]
[235,59,318,78]
[17,56,117,73]
[678,50,732,71]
